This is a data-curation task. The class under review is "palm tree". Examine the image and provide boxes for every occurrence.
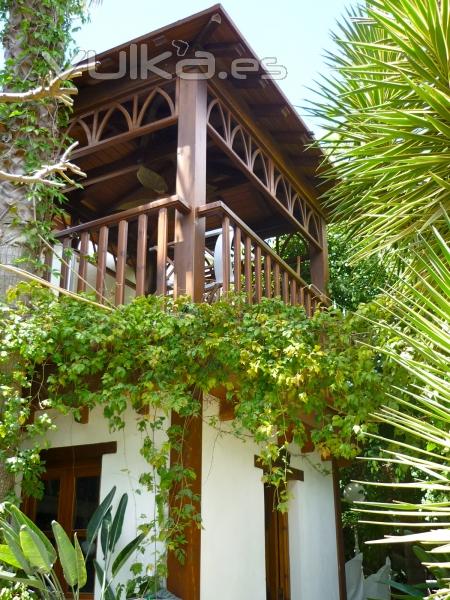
[308,0,449,265]
[309,1,450,595]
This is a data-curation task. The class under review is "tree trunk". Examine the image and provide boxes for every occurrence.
[0,0,68,500]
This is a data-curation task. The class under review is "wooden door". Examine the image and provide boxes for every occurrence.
[264,484,291,600]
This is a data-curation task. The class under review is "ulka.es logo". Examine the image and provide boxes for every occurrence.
[80,41,287,81]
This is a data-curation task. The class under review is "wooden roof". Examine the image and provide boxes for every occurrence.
[73,5,328,205]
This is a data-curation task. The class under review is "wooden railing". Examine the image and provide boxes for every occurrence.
[50,197,327,314]
[50,195,189,305]
[198,202,327,315]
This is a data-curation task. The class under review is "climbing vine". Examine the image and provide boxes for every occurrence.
[0,0,88,269]
[0,283,411,576]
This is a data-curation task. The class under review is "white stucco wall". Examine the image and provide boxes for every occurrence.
[32,406,163,596]
[288,451,340,600]
[32,402,340,600]
[200,397,267,600]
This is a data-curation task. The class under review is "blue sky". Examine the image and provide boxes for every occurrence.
[74,1,352,134]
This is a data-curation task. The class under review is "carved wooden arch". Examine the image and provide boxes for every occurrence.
[251,149,270,189]
[291,193,306,225]
[66,118,93,146]
[68,84,177,152]
[206,98,229,142]
[136,86,175,127]
[230,124,250,165]
[274,172,292,211]
[96,102,134,142]
[206,93,324,247]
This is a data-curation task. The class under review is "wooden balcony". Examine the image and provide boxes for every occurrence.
[48,196,326,314]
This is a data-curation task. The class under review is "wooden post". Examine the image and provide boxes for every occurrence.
[332,460,348,600]
[173,77,207,302]
[309,216,329,293]
[168,77,207,600]
[167,402,203,600]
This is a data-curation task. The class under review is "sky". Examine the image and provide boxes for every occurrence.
[74,0,352,134]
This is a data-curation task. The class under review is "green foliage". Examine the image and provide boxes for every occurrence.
[354,223,450,598]
[277,226,397,311]
[307,0,450,265]
[0,0,89,269]
[0,487,142,600]
[0,284,409,574]
[328,226,397,311]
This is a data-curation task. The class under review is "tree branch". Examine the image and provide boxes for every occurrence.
[0,142,86,187]
[0,62,94,107]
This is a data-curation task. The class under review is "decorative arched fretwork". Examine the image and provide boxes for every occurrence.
[67,84,177,155]
[206,93,323,247]
[251,150,269,189]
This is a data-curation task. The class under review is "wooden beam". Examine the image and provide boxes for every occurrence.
[203,41,243,57]
[232,76,265,89]
[248,103,288,118]
[254,455,304,482]
[173,77,207,301]
[41,441,117,466]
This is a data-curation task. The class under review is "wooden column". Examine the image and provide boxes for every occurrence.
[168,76,207,600]
[173,77,207,301]
[167,403,203,600]
[310,216,329,293]
[332,460,348,600]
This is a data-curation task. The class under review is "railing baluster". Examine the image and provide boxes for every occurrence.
[299,285,304,307]
[282,271,289,303]
[156,208,168,296]
[244,235,252,304]
[59,237,71,290]
[136,213,148,297]
[222,215,231,294]
[77,231,90,293]
[96,225,109,303]
[264,255,272,298]
[290,279,297,305]
[115,219,128,305]
[304,288,311,317]
[255,245,262,303]
[274,262,280,297]
[234,226,241,293]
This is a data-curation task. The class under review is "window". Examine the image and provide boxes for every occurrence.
[22,442,116,599]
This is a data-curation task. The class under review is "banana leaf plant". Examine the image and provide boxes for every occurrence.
[0,486,145,599]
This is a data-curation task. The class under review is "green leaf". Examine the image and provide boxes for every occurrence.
[1,524,32,575]
[74,533,87,589]
[0,569,45,591]
[111,533,145,578]
[93,559,116,600]
[19,525,53,573]
[86,486,116,544]
[386,579,424,597]
[52,521,77,587]
[0,544,23,570]
[9,504,57,565]
[109,493,128,552]
[100,509,112,559]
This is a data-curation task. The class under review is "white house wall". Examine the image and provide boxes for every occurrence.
[31,406,164,598]
[200,397,267,600]
[30,402,340,600]
[288,451,340,600]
